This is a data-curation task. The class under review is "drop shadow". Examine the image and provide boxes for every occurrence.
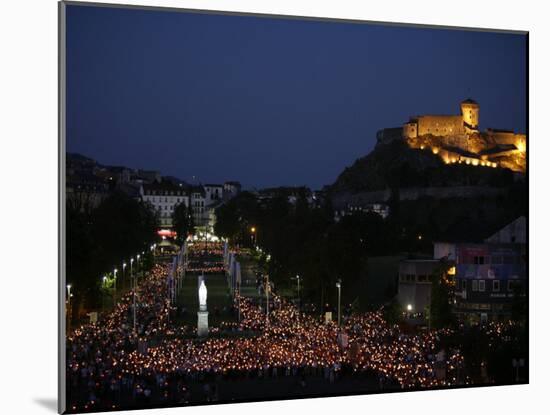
[34,398,57,413]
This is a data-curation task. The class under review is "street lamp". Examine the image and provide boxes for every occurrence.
[113,268,118,303]
[265,274,270,325]
[123,262,127,289]
[335,279,342,327]
[102,276,107,312]
[133,275,137,334]
[295,274,301,311]
[406,304,413,318]
[250,226,257,246]
[66,284,72,332]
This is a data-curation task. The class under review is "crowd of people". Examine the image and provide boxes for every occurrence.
[67,247,475,412]
[185,242,226,273]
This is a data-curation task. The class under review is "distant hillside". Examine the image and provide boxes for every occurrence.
[330,140,518,194]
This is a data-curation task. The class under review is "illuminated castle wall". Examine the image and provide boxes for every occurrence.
[383,99,527,172]
[403,99,480,140]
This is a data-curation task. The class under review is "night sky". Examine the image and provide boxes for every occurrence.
[66,4,527,190]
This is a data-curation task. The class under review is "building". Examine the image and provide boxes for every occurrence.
[397,259,442,315]
[204,184,224,204]
[485,216,526,244]
[433,217,527,324]
[136,169,161,184]
[335,203,390,222]
[433,241,458,262]
[140,181,232,232]
[190,186,208,228]
[223,181,242,200]
[140,181,189,228]
[66,172,110,212]
[403,99,480,140]
[376,127,403,146]
[377,99,526,172]
[453,243,526,324]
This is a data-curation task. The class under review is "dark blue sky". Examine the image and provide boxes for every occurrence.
[66,4,526,190]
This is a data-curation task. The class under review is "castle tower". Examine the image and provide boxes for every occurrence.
[461,98,479,132]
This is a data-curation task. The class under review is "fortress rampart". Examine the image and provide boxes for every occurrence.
[377,99,526,172]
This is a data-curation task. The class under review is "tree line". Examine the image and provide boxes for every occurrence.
[66,191,158,316]
[213,184,526,316]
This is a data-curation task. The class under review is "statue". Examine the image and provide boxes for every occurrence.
[198,280,207,311]
[197,276,209,337]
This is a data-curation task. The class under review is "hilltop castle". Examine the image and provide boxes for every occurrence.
[377,99,526,172]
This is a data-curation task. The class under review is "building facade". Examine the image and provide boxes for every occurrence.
[397,259,441,315]
[204,184,223,205]
[335,203,390,222]
[140,182,189,228]
[454,243,526,324]
[223,181,242,200]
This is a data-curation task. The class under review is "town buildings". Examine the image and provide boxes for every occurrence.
[140,181,189,228]
[223,181,242,200]
[141,181,240,231]
[397,259,441,315]
[452,242,526,324]
[66,152,242,234]
[397,217,527,324]
[435,217,527,324]
[335,203,390,222]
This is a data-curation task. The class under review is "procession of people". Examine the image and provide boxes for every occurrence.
[66,242,478,412]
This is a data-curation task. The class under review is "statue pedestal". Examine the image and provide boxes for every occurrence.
[197,310,209,338]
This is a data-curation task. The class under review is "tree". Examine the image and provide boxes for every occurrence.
[172,202,194,244]
[383,298,403,325]
[430,261,456,328]
[214,202,241,241]
[214,191,260,243]
[67,191,158,315]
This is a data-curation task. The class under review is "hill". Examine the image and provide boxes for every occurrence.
[330,140,519,194]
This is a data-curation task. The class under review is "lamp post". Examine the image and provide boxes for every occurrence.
[143,251,146,275]
[66,284,72,332]
[336,279,342,327]
[133,271,137,334]
[237,285,241,323]
[122,261,127,290]
[265,274,270,325]
[295,274,301,312]
[406,303,413,319]
[102,276,107,312]
[250,226,256,247]
[113,268,118,304]
[136,254,141,280]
